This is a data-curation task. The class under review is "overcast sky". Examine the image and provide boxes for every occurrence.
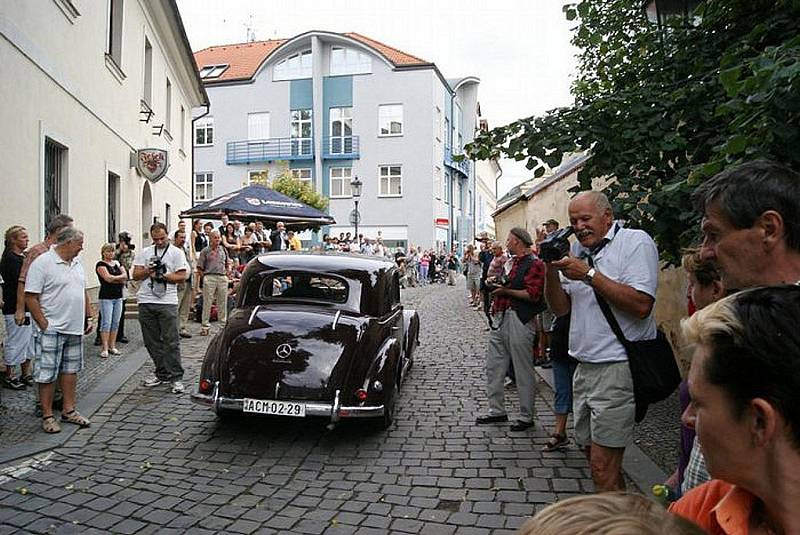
[175,0,579,197]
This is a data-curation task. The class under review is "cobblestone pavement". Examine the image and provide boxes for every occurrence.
[0,280,675,534]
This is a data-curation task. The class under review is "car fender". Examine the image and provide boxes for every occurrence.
[367,336,402,394]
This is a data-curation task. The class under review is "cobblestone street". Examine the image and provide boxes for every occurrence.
[0,281,668,534]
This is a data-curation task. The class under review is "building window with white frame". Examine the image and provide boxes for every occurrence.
[274,50,312,81]
[44,138,68,229]
[290,168,312,187]
[378,104,403,136]
[444,171,451,204]
[249,170,269,187]
[248,112,270,141]
[195,117,213,146]
[180,106,186,150]
[330,46,371,76]
[444,117,450,148]
[107,0,124,67]
[435,107,442,141]
[329,167,352,198]
[329,107,353,154]
[143,37,152,105]
[194,172,213,202]
[290,109,312,155]
[165,78,172,134]
[379,165,402,197]
[199,64,229,79]
[434,166,442,200]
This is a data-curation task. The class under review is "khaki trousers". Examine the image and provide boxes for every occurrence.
[201,274,228,328]
[177,282,192,331]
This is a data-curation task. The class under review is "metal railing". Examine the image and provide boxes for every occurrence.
[226,137,313,164]
[444,145,471,176]
[323,135,360,159]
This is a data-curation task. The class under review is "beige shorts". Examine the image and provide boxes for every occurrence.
[573,360,635,448]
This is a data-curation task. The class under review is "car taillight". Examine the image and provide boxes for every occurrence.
[199,379,212,394]
[355,389,368,402]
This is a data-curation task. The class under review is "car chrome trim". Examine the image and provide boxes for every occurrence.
[274,382,280,399]
[331,310,341,330]
[190,392,383,418]
[248,305,261,326]
[331,389,341,423]
[212,381,221,414]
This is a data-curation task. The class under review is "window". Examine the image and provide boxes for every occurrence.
[330,167,352,198]
[452,106,460,152]
[329,107,352,154]
[195,117,213,146]
[199,64,229,79]
[165,78,172,133]
[435,107,442,141]
[257,272,348,304]
[444,171,451,204]
[290,168,312,187]
[247,112,270,141]
[249,170,269,187]
[143,37,152,104]
[379,165,402,197]
[290,109,312,156]
[330,46,371,76]
[107,0,124,66]
[434,166,442,200]
[44,138,67,230]
[107,171,120,243]
[180,106,186,150]
[165,203,171,232]
[274,50,312,81]
[444,117,450,148]
[378,104,403,136]
[194,172,213,202]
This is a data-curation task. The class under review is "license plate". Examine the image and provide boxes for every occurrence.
[242,398,306,417]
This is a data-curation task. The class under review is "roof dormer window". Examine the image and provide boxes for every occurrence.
[273,50,312,81]
[199,64,229,79]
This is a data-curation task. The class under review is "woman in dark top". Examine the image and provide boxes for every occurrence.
[96,243,127,358]
[192,219,207,261]
[0,225,33,389]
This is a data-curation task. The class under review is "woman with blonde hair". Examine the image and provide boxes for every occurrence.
[518,492,706,535]
[95,243,127,358]
[462,243,482,308]
[1,225,34,389]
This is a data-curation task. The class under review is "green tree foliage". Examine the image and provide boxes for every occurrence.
[467,0,800,263]
[270,168,329,212]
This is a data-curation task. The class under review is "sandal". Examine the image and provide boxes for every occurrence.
[200,327,210,336]
[61,409,91,428]
[42,415,61,434]
[109,348,121,355]
[542,432,569,452]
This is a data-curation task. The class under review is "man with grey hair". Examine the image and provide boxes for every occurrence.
[545,191,659,492]
[25,226,94,433]
[196,229,230,336]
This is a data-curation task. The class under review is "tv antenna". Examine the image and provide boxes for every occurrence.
[244,13,256,42]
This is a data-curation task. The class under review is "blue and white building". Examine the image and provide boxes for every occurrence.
[192,31,490,250]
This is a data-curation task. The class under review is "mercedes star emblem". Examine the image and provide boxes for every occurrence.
[275,343,293,359]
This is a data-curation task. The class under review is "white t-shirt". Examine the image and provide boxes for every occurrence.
[134,244,188,305]
[562,223,659,363]
[24,249,86,335]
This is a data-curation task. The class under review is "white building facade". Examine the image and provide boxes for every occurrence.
[192,31,482,251]
[0,0,207,285]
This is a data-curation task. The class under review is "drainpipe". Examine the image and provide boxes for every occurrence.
[190,103,211,208]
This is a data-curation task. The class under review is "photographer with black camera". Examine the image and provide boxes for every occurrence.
[133,222,189,394]
[544,191,659,492]
[475,228,546,432]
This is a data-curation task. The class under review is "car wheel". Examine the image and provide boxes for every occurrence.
[379,384,396,429]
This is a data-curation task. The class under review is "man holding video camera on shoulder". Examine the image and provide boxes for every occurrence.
[543,191,659,492]
[475,227,545,432]
[133,222,189,394]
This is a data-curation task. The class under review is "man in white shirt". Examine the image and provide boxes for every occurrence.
[25,226,95,433]
[133,222,189,394]
[545,191,659,492]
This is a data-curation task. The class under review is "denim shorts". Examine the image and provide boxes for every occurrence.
[33,330,84,383]
[99,298,123,332]
[552,356,578,415]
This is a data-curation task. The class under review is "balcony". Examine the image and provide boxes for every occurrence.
[444,146,471,177]
[226,137,313,164]
[323,135,360,159]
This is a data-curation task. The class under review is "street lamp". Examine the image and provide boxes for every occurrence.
[642,0,702,29]
[350,176,362,248]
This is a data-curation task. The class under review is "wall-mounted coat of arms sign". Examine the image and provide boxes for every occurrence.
[136,148,169,182]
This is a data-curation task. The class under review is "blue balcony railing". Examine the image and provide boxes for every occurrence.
[444,146,471,176]
[323,135,360,159]
[226,137,313,164]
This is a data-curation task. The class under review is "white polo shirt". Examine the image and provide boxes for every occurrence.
[562,222,659,363]
[134,244,188,306]
[25,249,86,335]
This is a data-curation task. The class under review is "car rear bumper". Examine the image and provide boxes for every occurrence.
[190,383,383,421]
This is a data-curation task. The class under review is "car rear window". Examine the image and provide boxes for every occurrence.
[257,272,349,304]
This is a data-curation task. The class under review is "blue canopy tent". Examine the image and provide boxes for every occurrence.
[181,185,334,229]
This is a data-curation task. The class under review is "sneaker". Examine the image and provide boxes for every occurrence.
[171,381,185,394]
[143,375,164,387]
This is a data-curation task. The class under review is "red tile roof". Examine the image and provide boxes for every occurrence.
[193,32,430,83]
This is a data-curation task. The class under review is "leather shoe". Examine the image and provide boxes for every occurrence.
[475,414,508,425]
[510,420,535,432]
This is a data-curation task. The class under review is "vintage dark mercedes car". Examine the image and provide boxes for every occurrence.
[191,252,420,428]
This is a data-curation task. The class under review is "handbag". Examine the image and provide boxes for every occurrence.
[592,289,681,422]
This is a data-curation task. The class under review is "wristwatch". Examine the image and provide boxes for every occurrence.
[584,267,596,285]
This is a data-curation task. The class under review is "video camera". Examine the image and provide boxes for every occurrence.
[539,227,575,263]
[485,274,511,291]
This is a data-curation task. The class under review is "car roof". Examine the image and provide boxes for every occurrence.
[255,251,395,276]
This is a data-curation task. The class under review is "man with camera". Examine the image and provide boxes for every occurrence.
[544,191,659,492]
[133,222,189,394]
[476,228,545,432]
